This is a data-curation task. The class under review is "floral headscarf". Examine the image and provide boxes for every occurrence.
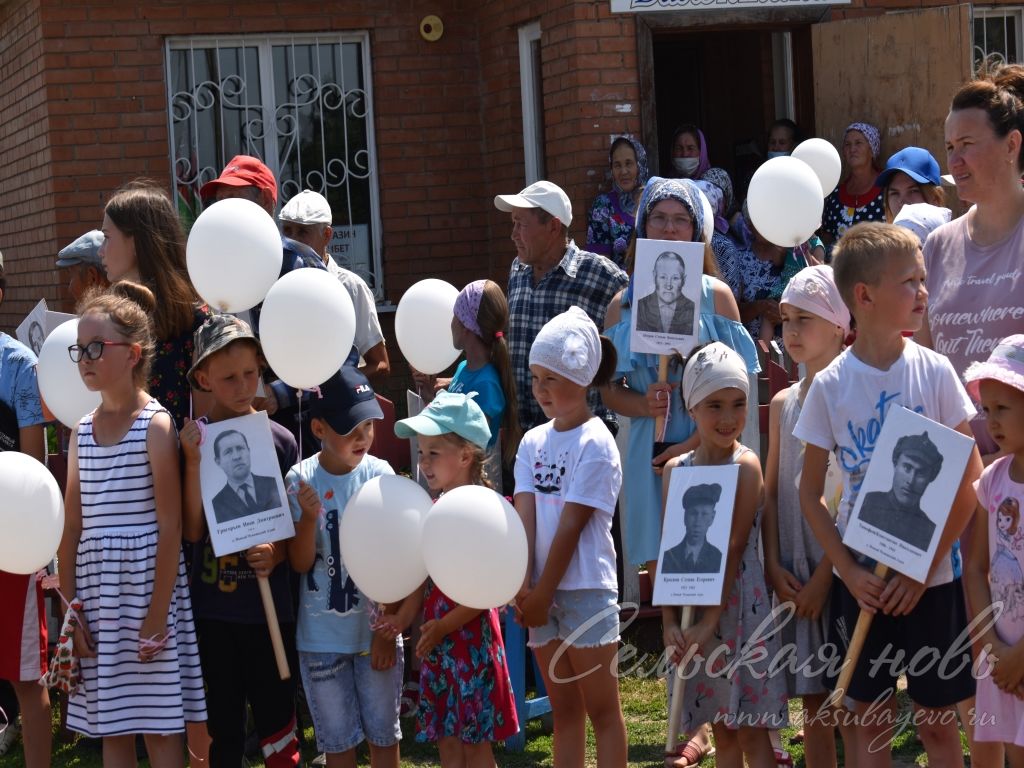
[844,122,881,159]
[609,135,650,212]
[635,176,707,243]
[701,167,735,217]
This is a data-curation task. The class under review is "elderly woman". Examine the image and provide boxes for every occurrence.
[587,135,650,266]
[876,146,946,222]
[667,124,712,180]
[821,122,886,245]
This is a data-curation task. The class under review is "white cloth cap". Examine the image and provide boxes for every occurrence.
[893,203,952,245]
[279,189,332,225]
[494,180,573,227]
[528,306,600,387]
[682,342,750,409]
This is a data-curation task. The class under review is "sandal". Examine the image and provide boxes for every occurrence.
[774,748,794,767]
[789,728,805,745]
[665,738,716,768]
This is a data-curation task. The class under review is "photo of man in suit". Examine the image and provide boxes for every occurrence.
[661,483,723,574]
[635,251,696,335]
[210,429,282,524]
[859,431,943,551]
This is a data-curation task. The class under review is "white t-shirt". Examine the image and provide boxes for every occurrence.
[514,416,621,591]
[325,256,385,355]
[793,340,975,586]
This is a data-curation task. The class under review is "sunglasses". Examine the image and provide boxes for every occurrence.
[68,340,134,363]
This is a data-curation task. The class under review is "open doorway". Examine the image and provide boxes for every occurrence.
[651,27,813,203]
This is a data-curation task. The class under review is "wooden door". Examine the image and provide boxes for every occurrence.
[811,4,971,166]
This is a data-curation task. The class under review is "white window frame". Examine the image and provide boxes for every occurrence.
[164,32,385,299]
[518,21,544,184]
[972,6,1024,68]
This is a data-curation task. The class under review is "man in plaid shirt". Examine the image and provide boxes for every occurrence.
[495,181,628,433]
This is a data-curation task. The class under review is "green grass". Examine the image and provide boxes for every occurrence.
[0,678,951,768]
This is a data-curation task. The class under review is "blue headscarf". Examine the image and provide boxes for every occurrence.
[635,176,707,242]
[609,135,650,213]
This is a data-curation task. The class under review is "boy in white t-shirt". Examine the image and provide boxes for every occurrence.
[794,223,983,766]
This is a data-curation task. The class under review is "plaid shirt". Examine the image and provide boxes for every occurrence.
[507,240,629,431]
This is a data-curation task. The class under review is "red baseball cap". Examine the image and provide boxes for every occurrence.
[199,155,278,204]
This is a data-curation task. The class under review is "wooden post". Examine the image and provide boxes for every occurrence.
[833,562,889,699]
[665,605,695,755]
[653,356,670,441]
[258,576,291,680]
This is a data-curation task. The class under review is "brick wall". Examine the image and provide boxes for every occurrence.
[0,0,58,327]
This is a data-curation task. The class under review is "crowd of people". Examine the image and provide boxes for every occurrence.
[0,59,1023,768]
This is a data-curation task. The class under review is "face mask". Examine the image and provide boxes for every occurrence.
[673,157,700,176]
[766,151,789,159]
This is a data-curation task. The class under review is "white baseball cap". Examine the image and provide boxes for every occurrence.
[494,180,573,227]
[278,189,332,225]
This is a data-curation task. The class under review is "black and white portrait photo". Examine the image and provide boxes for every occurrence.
[661,483,723,574]
[654,463,738,606]
[630,238,703,356]
[844,406,975,583]
[16,299,48,355]
[199,411,294,556]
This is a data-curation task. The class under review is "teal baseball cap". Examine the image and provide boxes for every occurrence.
[395,390,491,449]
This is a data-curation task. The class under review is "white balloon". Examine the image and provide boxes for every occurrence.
[259,269,355,389]
[421,485,528,610]
[338,475,431,604]
[791,138,843,198]
[0,452,64,574]
[37,319,101,429]
[746,157,826,248]
[186,198,281,312]
[395,279,460,375]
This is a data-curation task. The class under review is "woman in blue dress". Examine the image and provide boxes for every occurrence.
[599,176,760,766]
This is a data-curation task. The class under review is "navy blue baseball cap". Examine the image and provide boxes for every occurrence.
[310,366,383,436]
[875,147,942,188]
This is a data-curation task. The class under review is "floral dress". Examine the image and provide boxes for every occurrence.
[415,582,519,744]
[149,303,210,429]
[674,446,789,732]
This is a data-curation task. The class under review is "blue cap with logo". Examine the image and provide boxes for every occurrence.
[875,146,942,188]
[394,390,491,449]
[310,366,383,436]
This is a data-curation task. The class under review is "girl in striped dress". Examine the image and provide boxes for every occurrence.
[58,281,205,765]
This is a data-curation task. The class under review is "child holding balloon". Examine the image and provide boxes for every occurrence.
[286,366,416,768]
[58,281,206,764]
[661,342,787,768]
[761,266,849,768]
[413,279,520,490]
[392,390,519,765]
[0,259,51,768]
[178,314,300,768]
[513,307,628,767]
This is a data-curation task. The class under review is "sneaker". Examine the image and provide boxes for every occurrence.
[312,753,326,766]
[0,719,20,757]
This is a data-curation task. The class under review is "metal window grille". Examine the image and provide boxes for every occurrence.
[973,7,1023,70]
[165,33,383,294]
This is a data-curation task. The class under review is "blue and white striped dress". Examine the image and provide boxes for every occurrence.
[67,399,206,737]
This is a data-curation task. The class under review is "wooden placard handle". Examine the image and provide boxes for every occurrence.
[653,355,670,441]
[665,605,695,755]
[833,562,889,699]
[258,575,291,680]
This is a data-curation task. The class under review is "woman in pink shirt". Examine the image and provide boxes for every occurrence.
[918,61,1024,768]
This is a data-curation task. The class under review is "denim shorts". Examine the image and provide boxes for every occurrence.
[527,588,620,649]
[299,650,404,753]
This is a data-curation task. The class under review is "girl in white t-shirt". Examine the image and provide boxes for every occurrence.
[661,342,788,768]
[513,306,627,766]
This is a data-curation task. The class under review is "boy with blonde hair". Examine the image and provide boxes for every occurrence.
[795,222,983,766]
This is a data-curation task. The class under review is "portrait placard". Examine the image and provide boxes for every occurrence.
[45,311,76,336]
[843,406,975,583]
[199,410,294,556]
[629,238,703,356]
[16,299,48,356]
[654,463,738,605]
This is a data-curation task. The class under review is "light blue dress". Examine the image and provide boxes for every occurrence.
[605,275,759,567]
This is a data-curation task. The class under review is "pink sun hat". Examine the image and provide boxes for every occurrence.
[963,335,1024,400]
